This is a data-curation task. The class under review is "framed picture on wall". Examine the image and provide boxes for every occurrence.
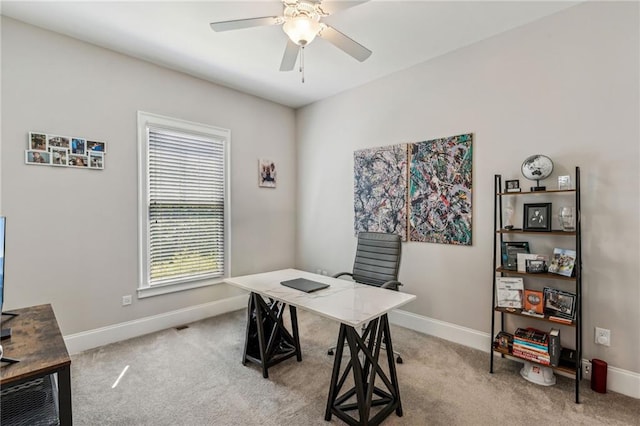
[259,158,276,188]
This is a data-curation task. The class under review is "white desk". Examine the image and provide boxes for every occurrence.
[226,268,416,426]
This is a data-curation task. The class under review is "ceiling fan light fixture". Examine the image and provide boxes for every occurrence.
[283,15,321,46]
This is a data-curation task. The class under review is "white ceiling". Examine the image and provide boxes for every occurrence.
[1,1,580,108]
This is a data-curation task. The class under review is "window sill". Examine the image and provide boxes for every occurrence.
[137,277,225,299]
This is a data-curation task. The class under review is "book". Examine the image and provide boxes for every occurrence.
[549,328,561,367]
[512,349,551,365]
[514,327,549,345]
[547,248,577,277]
[513,340,548,352]
[549,316,573,325]
[496,277,524,308]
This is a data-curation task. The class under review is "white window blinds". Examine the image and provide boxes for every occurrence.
[147,126,226,286]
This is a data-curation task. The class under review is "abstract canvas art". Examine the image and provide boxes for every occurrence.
[409,133,473,245]
[353,144,408,240]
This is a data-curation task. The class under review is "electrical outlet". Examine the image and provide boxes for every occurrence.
[122,295,132,306]
[582,359,592,380]
[595,327,611,346]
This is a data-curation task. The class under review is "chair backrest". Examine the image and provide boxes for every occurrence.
[351,232,402,288]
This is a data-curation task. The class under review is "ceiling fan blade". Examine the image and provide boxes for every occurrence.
[320,1,369,16]
[319,25,372,62]
[280,40,300,72]
[210,16,281,32]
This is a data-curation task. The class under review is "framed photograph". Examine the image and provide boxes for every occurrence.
[523,203,551,231]
[29,132,47,151]
[523,289,544,315]
[547,247,577,277]
[87,140,106,153]
[47,135,70,149]
[516,253,549,273]
[496,277,524,309]
[501,241,530,270]
[69,154,88,167]
[89,152,104,169]
[27,131,107,171]
[50,147,69,166]
[543,287,576,320]
[526,259,547,274]
[259,158,276,188]
[505,179,521,193]
[494,331,513,353]
[25,150,50,165]
[71,138,86,155]
[558,175,571,190]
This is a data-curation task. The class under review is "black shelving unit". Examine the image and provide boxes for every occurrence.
[490,167,582,403]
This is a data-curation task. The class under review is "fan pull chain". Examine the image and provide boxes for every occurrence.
[300,46,305,83]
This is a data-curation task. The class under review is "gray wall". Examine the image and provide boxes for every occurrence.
[296,2,639,374]
[0,17,297,334]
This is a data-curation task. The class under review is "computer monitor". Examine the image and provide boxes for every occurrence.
[0,216,6,316]
[1,216,16,340]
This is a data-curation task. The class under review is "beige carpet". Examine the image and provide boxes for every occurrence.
[71,309,640,425]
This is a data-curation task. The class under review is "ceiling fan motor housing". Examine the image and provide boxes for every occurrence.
[282,0,326,45]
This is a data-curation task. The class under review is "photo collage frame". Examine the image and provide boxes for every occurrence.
[25,132,106,170]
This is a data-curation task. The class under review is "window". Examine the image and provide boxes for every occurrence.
[137,112,229,298]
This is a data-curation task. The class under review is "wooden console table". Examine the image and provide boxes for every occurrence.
[1,304,72,425]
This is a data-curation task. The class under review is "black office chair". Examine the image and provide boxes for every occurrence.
[327,231,404,363]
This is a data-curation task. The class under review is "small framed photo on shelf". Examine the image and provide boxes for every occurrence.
[516,253,549,273]
[501,241,530,271]
[558,175,571,190]
[523,203,552,232]
[494,331,513,353]
[543,287,576,320]
[496,277,524,309]
[505,179,521,193]
[523,289,544,316]
[525,259,547,274]
[547,247,577,277]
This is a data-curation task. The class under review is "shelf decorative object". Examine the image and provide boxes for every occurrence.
[503,198,515,230]
[521,155,553,191]
[559,207,576,231]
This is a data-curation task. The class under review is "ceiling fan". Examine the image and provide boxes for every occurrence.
[210,0,372,72]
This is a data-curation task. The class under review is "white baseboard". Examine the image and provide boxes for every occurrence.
[64,294,248,355]
[388,308,640,400]
[63,298,638,399]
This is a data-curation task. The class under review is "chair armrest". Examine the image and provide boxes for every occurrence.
[381,280,403,291]
[332,272,353,279]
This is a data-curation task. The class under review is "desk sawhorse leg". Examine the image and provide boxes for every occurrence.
[324,314,403,426]
[242,292,302,378]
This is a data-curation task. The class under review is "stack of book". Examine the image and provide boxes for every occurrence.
[513,327,550,365]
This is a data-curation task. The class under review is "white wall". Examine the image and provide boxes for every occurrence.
[296,1,639,375]
[0,17,297,334]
